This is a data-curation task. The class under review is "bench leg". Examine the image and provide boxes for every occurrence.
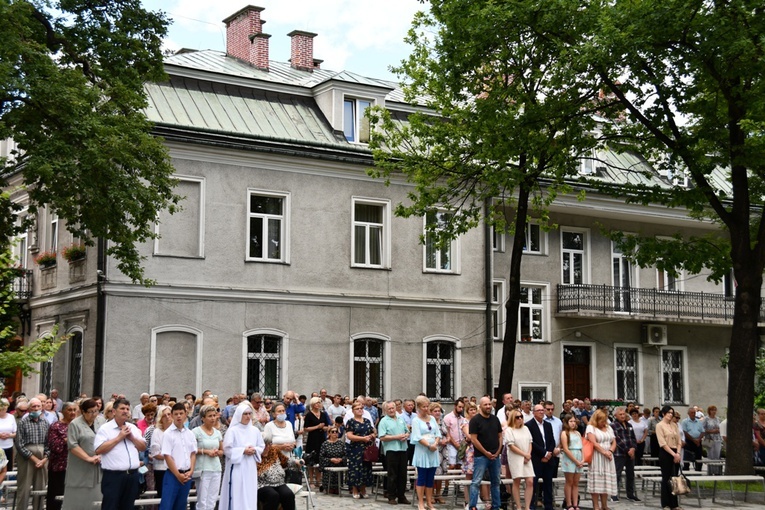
[695,480,702,508]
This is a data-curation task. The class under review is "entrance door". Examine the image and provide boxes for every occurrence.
[564,345,591,400]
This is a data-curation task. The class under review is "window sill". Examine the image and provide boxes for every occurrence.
[423,269,460,275]
[245,259,290,265]
[351,265,392,271]
[153,254,205,260]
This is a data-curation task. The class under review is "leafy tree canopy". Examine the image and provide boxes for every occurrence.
[0,0,180,284]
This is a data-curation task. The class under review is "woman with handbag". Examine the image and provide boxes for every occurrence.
[345,402,376,499]
[656,406,684,510]
[410,395,441,510]
[585,409,618,510]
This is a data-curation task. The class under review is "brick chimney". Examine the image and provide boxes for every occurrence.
[288,30,321,71]
[223,5,270,70]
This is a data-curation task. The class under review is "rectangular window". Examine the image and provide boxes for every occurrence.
[424,211,458,273]
[661,348,685,404]
[49,212,58,252]
[657,269,678,291]
[492,280,505,340]
[615,347,639,401]
[352,198,390,268]
[493,226,505,252]
[426,342,454,401]
[247,191,289,263]
[723,270,735,298]
[523,223,544,254]
[519,384,550,404]
[344,98,372,143]
[246,334,281,399]
[519,285,544,342]
[612,241,634,312]
[353,339,384,400]
[561,229,587,284]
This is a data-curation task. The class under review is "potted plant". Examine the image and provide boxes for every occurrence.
[34,250,57,268]
[62,243,86,262]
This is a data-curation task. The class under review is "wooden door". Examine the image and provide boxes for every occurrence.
[563,345,591,399]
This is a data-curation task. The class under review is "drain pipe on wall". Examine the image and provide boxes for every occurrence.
[484,198,494,396]
[93,236,106,396]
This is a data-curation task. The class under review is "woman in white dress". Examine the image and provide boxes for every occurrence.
[504,408,535,510]
[585,409,617,510]
[220,402,266,510]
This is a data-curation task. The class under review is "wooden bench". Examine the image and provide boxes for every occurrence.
[324,466,348,496]
[685,474,765,507]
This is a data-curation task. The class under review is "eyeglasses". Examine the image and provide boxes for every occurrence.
[544,408,554,412]
[328,430,338,434]
[515,415,524,420]
[254,401,263,404]
[265,401,272,405]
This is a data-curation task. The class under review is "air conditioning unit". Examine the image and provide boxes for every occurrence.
[642,324,668,346]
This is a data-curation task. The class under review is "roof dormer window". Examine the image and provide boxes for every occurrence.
[344,98,372,143]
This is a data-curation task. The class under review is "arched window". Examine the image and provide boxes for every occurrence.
[150,326,203,396]
[67,330,83,401]
[245,333,281,399]
[353,338,385,400]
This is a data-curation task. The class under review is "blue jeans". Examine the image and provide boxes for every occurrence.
[469,455,501,509]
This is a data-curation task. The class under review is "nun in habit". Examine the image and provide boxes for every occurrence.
[220,402,266,510]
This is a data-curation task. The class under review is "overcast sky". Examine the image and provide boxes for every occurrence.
[141,0,428,81]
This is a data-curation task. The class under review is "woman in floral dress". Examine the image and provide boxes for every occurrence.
[344,402,376,498]
[586,409,618,510]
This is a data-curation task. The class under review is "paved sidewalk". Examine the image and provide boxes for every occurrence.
[298,490,763,510]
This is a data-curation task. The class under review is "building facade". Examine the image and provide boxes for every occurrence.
[6,5,744,413]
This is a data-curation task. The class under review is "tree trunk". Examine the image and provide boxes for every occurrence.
[497,182,531,399]
[726,250,761,475]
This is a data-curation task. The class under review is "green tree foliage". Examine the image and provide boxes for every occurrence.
[369,0,603,394]
[0,0,180,284]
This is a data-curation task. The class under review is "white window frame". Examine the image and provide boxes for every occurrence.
[657,268,684,292]
[423,211,460,274]
[492,279,506,340]
[492,226,505,253]
[154,175,206,258]
[246,189,290,264]
[343,97,373,143]
[422,335,461,402]
[517,382,552,404]
[49,211,58,253]
[349,333,391,401]
[560,227,590,285]
[579,150,596,175]
[523,223,546,255]
[659,346,688,405]
[241,328,289,397]
[351,197,391,269]
[150,325,203,396]
[518,282,549,343]
[613,344,643,403]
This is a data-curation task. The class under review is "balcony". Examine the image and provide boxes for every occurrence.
[556,283,764,323]
[12,269,33,300]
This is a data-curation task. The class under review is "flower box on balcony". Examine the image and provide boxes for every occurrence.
[34,251,57,268]
[62,244,86,263]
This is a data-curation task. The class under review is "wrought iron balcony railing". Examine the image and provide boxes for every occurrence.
[556,283,764,322]
[12,269,33,300]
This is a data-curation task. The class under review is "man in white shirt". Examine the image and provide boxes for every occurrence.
[327,394,346,423]
[49,389,63,413]
[496,393,514,428]
[319,388,333,409]
[521,400,533,423]
[159,403,197,510]
[132,393,149,421]
[95,398,147,510]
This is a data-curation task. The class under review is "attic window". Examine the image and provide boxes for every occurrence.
[344,98,371,143]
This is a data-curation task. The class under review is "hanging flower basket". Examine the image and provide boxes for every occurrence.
[34,250,57,268]
[62,244,86,262]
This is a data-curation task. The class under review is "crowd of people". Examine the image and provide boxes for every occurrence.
[0,387,745,510]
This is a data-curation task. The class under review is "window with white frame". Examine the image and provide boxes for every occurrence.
[426,341,454,401]
[352,198,390,268]
[493,226,505,252]
[523,223,545,254]
[16,230,28,268]
[344,98,372,143]
[657,269,680,292]
[615,347,639,401]
[661,348,685,404]
[424,211,458,273]
[353,338,385,400]
[49,212,58,252]
[519,383,550,404]
[561,229,587,284]
[612,241,634,312]
[247,191,289,262]
[492,280,505,340]
[246,333,281,399]
[580,151,595,175]
[519,285,545,342]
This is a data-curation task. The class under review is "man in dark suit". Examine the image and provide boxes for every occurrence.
[526,404,556,510]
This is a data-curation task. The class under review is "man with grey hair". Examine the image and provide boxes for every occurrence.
[49,388,63,412]
[132,393,150,421]
[250,392,270,428]
[611,406,640,502]
[15,397,49,510]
